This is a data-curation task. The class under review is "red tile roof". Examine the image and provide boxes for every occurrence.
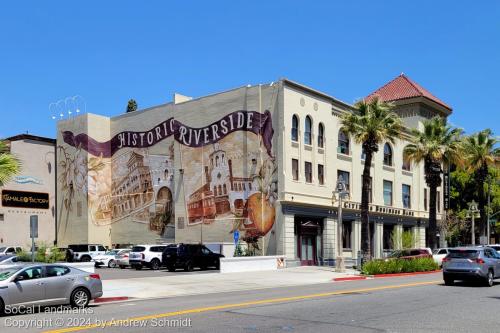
[366,74,451,110]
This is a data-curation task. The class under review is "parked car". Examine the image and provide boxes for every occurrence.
[387,248,432,260]
[0,263,102,313]
[67,244,107,262]
[486,244,500,253]
[0,255,19,266]
[162,244,224,272]
[129,245,168,270]
[442,247,500,286]
[432,248,450,267]
[115,250,131,269]
[92,249,129,268]
[0,246,22,256]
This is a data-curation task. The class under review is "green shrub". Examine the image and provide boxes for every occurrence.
[361,257,439,275]
[17,244,65,263]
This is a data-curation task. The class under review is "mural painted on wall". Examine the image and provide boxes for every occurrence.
[57,140,175,238]
[58,104,276,246]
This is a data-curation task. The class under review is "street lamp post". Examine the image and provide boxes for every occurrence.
[466,201,480,246]
[334,176,349,273]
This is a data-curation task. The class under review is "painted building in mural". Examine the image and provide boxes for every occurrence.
[0,135,56,248]
[56,74,450,265]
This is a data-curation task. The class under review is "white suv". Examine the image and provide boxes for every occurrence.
[129,245,168,270]
[68,244,107,262]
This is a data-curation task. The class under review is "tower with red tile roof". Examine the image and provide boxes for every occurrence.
[366,73,452,130]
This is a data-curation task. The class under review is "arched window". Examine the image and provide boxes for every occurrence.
[291,115,299,141]
[318,123,325,148]
[304,116,312,145]
[215,156,219,167]
[213,186,217,196]
[223,184,227,194]
[402,149,411,171]
[218,185,222,196]
[383,143,393,166]
[338,131,350,155]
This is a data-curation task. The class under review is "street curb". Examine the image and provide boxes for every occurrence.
[333,276,368,282]
[93,296,130,303]
[372,270,442,278]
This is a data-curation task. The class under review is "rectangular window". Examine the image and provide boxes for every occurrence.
[305,162,312,183]
[437,190,441,213]
[424,188,428,211]
[292,159,299,181]
[0,214,4,221]
[402,184,411,209]
[383,180,393,206]
[318,164,324,185]
[337,170,350,192]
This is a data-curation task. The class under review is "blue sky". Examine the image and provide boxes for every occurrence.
[0,1,498,138]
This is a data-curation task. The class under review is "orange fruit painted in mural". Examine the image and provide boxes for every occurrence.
[246,192,275,236]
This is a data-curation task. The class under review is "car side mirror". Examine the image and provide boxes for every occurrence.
[14,275,25,282]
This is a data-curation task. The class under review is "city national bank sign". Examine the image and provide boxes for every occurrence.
[62,110,274,157]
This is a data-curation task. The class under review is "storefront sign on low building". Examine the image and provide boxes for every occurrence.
[1,190,49,209]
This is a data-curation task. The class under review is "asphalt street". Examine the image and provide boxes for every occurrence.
[2,272,500,333]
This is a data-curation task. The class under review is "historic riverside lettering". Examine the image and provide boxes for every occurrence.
[1,190,49,209]
[62,110,274,158]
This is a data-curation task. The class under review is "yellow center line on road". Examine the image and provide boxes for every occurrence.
[44,279,441,333]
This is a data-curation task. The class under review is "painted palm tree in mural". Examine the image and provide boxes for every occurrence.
[461,129,499,238]
[0,140,21,185]
[404,117,463,249]
[341,97,402,260]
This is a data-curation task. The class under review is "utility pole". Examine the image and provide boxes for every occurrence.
[334,175,349,272]
[467,201,480,246]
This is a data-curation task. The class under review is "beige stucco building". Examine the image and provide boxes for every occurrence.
[56,74,450,266]
[0,135,56,249]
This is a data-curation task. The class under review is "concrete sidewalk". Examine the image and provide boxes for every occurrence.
[99,266,360,301]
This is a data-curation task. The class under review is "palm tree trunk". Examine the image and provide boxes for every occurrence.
[475,163,488,239]
[428,185,438,250]
[361,149,373,261]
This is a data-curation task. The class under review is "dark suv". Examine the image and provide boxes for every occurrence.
[162,244,224,272]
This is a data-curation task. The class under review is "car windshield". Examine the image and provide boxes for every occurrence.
[105,250,119,255]
[131,246,146,252]
[448,250,479,259]
[0,268,21,281]
[0,247,6,252]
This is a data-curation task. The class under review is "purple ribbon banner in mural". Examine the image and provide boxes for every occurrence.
[62,110,274,158]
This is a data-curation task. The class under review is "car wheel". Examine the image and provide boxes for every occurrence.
[107,260,116,268]
[184,261,193,272]
[444,278,454,286]
[119,265,126,269]
[150,259,161,270]
[167,265,175,272]
[70,288,90,308]
[81,256,91,262]
[485,270,494,287]
[215,259,220,270]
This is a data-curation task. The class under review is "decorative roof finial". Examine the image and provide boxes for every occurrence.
[400,72,405,76]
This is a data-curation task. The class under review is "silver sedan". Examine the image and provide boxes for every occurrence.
[0,264,103,313]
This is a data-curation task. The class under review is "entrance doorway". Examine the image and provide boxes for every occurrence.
[295,217,323,266]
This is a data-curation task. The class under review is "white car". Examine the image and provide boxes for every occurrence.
[129,245,168,270]
[0,246,22,256]
[92,249,130,268]
[0,255,19,266]
[432,248,450,267]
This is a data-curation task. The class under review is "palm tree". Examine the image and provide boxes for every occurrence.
[404,117,463,249]
[0,140,21,185]
[341,97,403,260]
[461,129,499,238]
